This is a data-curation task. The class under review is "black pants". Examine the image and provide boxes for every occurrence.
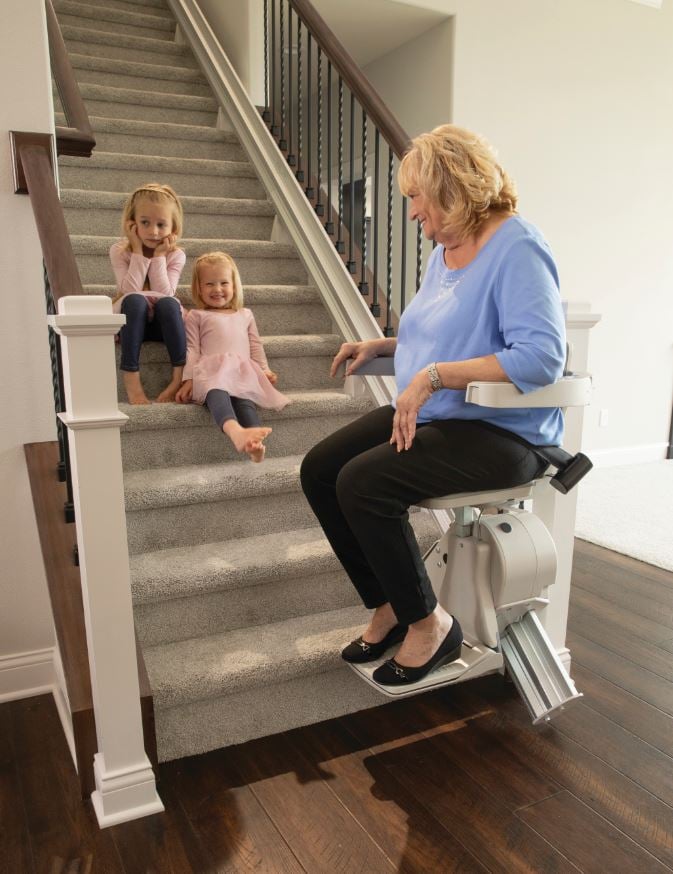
[300,405,546,625]
[205,389,260,430]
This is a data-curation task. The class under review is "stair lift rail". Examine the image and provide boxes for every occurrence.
[343,358,592,723]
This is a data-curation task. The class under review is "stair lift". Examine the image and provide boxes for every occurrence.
[344,358,593,724]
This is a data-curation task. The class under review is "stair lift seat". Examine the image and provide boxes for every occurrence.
[344,359,592,723]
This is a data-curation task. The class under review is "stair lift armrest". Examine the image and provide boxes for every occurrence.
[465,374,592,409]
[336,357,396,377]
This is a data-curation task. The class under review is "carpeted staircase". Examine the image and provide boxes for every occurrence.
[53,0,439,761]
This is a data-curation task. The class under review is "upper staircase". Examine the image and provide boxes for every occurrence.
[52,0,438,760]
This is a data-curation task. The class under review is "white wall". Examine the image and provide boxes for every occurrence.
[365,0,673,463]
[0,0,58,695]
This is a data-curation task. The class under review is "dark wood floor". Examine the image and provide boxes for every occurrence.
[3,539,673,874]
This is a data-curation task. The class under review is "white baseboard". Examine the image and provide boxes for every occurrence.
[586,442,668,467]
[0,646,56,702]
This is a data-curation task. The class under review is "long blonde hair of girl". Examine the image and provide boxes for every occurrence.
[191,251,244,312]
[120,183,184,250]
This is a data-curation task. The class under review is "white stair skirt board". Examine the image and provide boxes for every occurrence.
[575,459,673,571]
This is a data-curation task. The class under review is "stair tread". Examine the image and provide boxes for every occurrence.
[67,53,208,84]
[71,81,217,110]
[70,235,301,260]
[57,113,236,141]
[132,515,438,604]
[121,389,371,432]
[144,603,374,709]
[84,284,320,301]
[55,0,173,29]
[62,24,195,59]
[59,150,258,178]
[61,189,274,215]
[124,453,305,510]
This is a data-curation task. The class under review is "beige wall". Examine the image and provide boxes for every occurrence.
[0,0,57,668]
[360,0,673,463]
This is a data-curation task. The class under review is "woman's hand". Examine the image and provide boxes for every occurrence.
[264,369,279,385]
[390,369,434,451]
[330,339,385,378]
[175,379,193,403]
[125,221,143,255]
[154,233,177,257]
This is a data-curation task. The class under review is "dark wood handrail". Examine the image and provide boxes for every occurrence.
[20,144,85,301]
[45,0,95,157]
[289,0,411,159]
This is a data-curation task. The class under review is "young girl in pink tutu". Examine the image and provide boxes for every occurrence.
[176,251,289,462]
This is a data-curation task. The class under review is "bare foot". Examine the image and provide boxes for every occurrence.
[122,371,150,405]
[361,602,399,644]
[394,605,453,668]
[223,421,272,459]
[156,366,184,403]
[245,438,266,463]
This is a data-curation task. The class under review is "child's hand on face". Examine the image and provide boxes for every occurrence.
[125,220,143,255]
[154,233,177,257]
[264,370,279,385]
[175,380,193,403]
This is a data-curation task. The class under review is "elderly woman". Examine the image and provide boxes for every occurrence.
[300,124,565,687]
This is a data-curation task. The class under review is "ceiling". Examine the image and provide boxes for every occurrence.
[310,0,450,68]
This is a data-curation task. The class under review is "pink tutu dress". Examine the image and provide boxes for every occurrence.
[183,308,289,410]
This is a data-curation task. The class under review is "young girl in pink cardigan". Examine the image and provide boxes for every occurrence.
[110,183,187,404]
[176,251,289,463]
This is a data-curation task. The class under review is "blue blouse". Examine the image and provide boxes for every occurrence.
[393,216,566,446]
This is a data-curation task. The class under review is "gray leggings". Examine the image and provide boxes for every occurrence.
[205,389,260,430]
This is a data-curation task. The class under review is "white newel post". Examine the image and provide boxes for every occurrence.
[534,307,601,667]
[48,295,164,828]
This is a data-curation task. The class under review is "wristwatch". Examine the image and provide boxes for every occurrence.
[427,362,443,392]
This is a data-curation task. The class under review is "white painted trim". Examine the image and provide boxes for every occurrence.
[52,644,78,771]
[586,442,668,467]
[557,646,572,673]
[91,753,164,827]
[0,647,56,702]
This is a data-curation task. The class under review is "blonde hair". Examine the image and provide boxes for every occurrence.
[120,183,183,250]
[398,124,517,242]
[191,251,244,312]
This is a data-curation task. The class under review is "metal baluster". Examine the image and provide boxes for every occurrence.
[370,129,380,316]
[263,0,270,121]
[335,75,344,253]
[305,32,313,199]
[287,5,295,165]
[384,146,394,336]
[358,109,368,294]
[325,61,333,234]
[296,18,303,182]
[347,91,356,273]
[279,0,286,149]
[315,46,324,216]
[271,0,278,136]
[416,221,423,293]
[400,197,407,314]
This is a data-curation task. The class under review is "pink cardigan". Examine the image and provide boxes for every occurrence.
[109,241,186,315]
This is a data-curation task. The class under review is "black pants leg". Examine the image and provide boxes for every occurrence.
[300,405,546,626]
[206,389,260,430]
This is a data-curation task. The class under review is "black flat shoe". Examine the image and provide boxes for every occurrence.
[371,617,463,686]
[341,623,408,663]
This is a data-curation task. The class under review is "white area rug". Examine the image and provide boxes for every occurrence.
[575,460,673,570]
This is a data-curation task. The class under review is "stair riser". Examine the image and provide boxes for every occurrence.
[75,98,216,126]
[90,0,168,13]
[121,410,364,470]
[59,166,265,199]
[64,208,272,240]
[116,353,334,400]
[91,130,244,160]
[64,37,196,67]
[75,252,306,285]
[57,13,174,41]
[74,68,212,97]
[135,570,359,645]
[154,667,383,761]
[126,490,316,554]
